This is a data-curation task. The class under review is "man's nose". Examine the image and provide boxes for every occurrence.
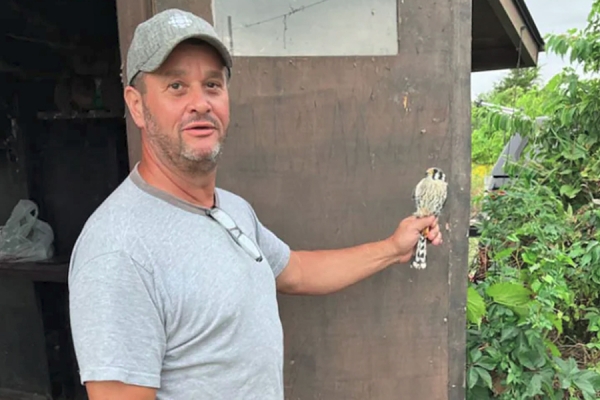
[186,86,212,114]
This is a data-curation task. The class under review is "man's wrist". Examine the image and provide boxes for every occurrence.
[379,237,403,266]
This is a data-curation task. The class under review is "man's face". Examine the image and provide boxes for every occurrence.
[129,41,230,174]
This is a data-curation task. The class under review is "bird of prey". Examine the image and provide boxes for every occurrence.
[411,167,448,269]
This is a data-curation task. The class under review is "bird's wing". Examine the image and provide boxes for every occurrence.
[413,178,426,207]
[442,182,449,208]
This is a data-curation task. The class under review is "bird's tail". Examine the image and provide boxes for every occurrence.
[411,234,427,269]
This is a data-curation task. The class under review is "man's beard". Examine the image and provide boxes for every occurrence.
[142,102,225,175]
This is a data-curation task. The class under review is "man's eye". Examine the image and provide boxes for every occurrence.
[169,83,182,90]
[207,82,222,89]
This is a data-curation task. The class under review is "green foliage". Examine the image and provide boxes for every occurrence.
[467,286,486,328]
[493,66,543,93]
[471,106,509,166]
[471,66,544,166]
[545,1,600,74]
[467,2,600,398]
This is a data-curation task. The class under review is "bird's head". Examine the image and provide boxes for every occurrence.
[425,167,446,182]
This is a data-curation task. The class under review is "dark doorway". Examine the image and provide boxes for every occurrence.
[1,1,128,398]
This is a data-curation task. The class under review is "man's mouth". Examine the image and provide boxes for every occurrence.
[183,122,216,136]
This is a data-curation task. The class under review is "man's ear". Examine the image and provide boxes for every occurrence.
[124,85,146,129]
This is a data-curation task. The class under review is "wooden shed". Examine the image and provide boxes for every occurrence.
[0,0,543,399]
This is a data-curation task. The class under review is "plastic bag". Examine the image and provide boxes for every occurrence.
[0,199,54,262]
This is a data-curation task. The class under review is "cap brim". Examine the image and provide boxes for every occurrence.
[140,33,232,77]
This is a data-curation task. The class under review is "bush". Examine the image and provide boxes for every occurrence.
[466,2,600,398]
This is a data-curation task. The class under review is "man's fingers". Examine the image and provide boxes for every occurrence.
[413,215,436,231]
[410,216,443,245]
[427,225,443,245]
[427,227,437,240]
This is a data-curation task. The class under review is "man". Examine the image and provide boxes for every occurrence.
[68,8,442,400]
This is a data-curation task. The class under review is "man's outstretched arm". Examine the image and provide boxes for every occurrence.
[85,382,156,400]
[275,215,442,295]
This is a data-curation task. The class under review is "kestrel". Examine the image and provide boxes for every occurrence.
[411,167,448,269]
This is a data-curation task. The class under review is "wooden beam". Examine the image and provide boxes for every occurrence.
[471,46,525,72]
[448,0,472,398]
[486,0,540,68]
[115,0,153,169]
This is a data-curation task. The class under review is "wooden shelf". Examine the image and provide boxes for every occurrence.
[0,387,51,400]
[0,259,69,283]
[36,110,123,120]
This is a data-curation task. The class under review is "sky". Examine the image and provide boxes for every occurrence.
[471,0,594,99]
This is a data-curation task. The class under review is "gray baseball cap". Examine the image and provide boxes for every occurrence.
[126,8,233,85]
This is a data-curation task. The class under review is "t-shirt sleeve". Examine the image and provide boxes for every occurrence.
[68,250,166,388]
[248,207,291,277]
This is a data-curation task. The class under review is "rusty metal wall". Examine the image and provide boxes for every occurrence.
[117,0,472,398]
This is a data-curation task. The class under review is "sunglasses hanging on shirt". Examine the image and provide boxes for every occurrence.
[205,207,263,262]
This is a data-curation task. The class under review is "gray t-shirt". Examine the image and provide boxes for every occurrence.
[68,166,291,400]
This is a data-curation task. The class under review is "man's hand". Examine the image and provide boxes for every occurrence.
[389,215,443,263]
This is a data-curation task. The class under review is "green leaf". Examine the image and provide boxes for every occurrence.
[475,356,496,371]
[563,145,588,161]
[467,287,486,328]
[554,357,580,388]
[524,373,544,397]
[469,347,482,363]
[493,247,515,261]
[573,370,599,400]
[545,339,562,357]
[516,348,546,370]
[521,252,537,265]
[467,386,492,400]
[542,274,554,284]
[467,366,479,389]
[501,326,519,342]
[548,313,564,334]
[560,184,581,198]
[475,367,493,390]
[484,347,502,362]
[486,282,533,315]
[569,246,587,258]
